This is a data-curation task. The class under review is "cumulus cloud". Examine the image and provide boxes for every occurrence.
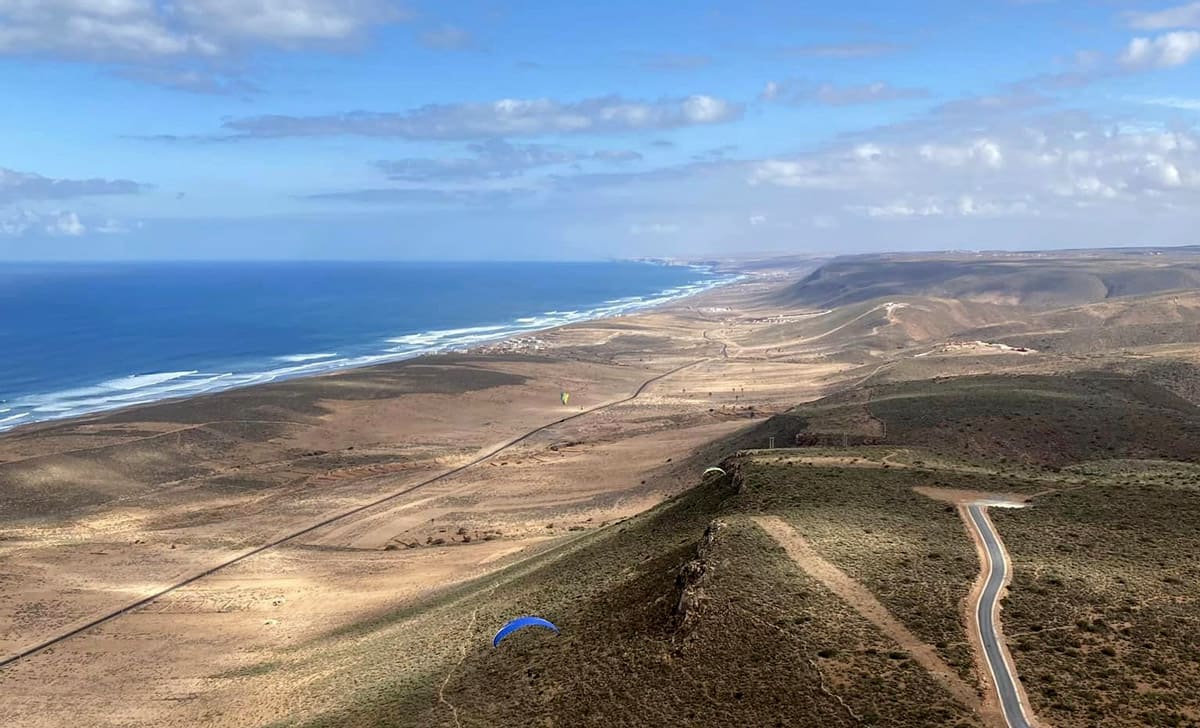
[221,94,743,139]
[0,0,217,58]
[0,209,93,237]
[1120,31,1200,68]
[0,166,146,204]
[46,210,86,235]
[0,0,407,91]
[0,0,403,59]
[761,79,928,106]
[1126,2,1200,30]
[747,122,1200,220]
[177,0,403,44]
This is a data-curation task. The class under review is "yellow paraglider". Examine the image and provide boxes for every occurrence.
[560,391,570,406]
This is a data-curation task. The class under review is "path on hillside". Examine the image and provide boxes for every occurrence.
[752,516,983,715]
[0,356,710,671]
[964,504,1036,728]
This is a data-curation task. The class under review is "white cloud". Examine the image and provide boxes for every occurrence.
[918,139,1005,168]
[748,160,821,188]
[47,211,86,236]
[0,208,95,237]
[223,94,743,139]
[179,0,401,43]
[96,217,135,233]
[0,1,217,58]
[0,0,403,57]
[1127,2,1200,30]
[1120,31,1200,68]
[749,124,1200,221]
[761,79,928,106]
[1137,95,1200,110]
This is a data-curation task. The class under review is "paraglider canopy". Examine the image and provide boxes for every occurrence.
[703,466,727,478]
[493,616,560,647]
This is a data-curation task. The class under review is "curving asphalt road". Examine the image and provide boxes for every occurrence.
[967,503,1033,728]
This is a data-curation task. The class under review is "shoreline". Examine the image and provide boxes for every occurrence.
[0,264,745,438]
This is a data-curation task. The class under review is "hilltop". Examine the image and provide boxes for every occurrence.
[776,249,1200,309]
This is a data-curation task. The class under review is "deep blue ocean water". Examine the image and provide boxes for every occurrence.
[0,261,728,431]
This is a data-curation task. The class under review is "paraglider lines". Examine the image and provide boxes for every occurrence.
[438,607,480,728]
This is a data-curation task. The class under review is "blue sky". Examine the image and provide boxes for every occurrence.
[2,0,1199,260]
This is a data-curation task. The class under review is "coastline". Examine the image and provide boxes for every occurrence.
[0,263,742,438]
[0,256,839,727]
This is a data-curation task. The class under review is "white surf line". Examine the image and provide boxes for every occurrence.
[964,503,1036,728]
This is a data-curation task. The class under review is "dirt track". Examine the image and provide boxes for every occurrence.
[0,357,708,670]
[752,515,986,718]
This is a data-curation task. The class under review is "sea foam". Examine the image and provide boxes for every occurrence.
[0,268,738,433]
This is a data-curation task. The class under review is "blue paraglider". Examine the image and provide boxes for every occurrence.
[492,616,560,647]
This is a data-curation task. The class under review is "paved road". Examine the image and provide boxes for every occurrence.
[967,503,1033,728]
[0,357,708,671]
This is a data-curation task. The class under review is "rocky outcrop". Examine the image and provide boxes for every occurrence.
[672,519,726,632]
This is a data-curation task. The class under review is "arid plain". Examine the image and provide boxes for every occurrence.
[3,250,1200,727]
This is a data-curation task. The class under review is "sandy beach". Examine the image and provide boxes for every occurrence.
[0,261,850,726]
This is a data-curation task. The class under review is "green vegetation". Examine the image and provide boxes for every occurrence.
[997,465,1200,727]
[258,368,1200,727]
[787,373,1200,467]
[280,442,991,727]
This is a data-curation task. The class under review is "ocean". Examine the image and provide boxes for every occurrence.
[0,261,730,432]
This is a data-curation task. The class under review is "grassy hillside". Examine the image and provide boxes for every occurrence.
[787,373,1200,467]
[265,415,1019,727]
[996,461,1200,727]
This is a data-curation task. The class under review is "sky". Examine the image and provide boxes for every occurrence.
[1,0,1200,260]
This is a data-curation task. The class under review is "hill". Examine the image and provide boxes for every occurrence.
[776,251,1200,310]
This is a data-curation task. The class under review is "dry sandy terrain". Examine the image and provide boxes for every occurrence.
[0,268,858,727]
